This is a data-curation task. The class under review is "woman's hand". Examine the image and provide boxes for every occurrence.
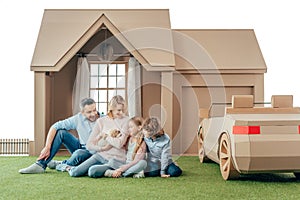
[161,174,170,178]
[112,169,122,178]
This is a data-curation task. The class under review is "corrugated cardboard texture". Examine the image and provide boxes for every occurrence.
[232,95,253,108]
[271,95,293,108]
[199,108,209,119]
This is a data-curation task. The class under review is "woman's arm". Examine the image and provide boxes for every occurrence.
[105,133,128,149]
[105,119,129,148]
[86,119,102,152]
[100,144,113,151]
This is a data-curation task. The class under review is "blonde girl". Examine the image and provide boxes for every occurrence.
[105,116,147,178]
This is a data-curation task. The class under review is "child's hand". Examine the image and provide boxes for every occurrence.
[112,169,122,178]
[161,174,170,178]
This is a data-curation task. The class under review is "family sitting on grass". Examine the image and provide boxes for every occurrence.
[19,95,182,178]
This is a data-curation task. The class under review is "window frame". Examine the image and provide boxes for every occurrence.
[89,61,128,114]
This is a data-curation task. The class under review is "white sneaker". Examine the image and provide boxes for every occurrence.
[56,163,70,172]
[19,163,45,174]
[104,169,115,177]
[133,170,145,178]
[47,160,62,169]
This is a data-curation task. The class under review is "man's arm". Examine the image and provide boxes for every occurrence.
[37,127,57,160]
[38,115,78,160]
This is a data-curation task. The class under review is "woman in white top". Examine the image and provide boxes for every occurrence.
[67,95,130,177]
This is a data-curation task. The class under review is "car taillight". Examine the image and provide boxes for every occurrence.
[298,126,300,134]
[233,126,260,134]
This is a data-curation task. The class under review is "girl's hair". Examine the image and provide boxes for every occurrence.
[130,116,144,160]
[142,117,164,138]
[107,95,127,118]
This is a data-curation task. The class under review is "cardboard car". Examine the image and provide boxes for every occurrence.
[197,95,300,180]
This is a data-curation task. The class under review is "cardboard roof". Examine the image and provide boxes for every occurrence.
[31,9,266,73]
[173,29,267,72]
[31,9,175,71]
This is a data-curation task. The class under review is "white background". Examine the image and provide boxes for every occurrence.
[0,0,299,140]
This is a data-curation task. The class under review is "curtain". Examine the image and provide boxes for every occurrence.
[72,57,90,114]
[127,57,142,117]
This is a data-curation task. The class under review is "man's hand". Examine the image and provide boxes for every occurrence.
[37,147,51,160]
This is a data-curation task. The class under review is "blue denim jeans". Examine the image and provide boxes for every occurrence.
[62,148,93,166]
[88,164,112,178]
[106,158,147,177]
[37,130,83,169]
[122,160,147,177]
[145,161,182,177]
[68,153,108,177]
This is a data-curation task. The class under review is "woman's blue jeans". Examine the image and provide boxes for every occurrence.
[68,153,108,177]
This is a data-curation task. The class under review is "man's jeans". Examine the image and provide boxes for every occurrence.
[37,130,90,169]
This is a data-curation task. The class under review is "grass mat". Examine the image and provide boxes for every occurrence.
[1,156,300,199]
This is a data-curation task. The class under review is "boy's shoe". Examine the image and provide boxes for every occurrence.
[19,163,45,174]
[104,169,115,177]
[133,170,145,178]
[47,160,62,169]
[56,163,70,172]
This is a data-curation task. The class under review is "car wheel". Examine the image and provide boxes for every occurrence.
[294,172,300,180]
[219,133,239,180]
[197,126,209,163]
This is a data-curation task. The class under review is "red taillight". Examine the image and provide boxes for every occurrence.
[298,126,300,134]
[233,126,260,134]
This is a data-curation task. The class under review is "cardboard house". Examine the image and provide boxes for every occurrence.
[30,9,266,155]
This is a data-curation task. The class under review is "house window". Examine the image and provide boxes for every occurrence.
[90,63,127,114]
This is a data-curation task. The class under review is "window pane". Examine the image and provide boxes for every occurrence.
[117,77,125,88]
[90,90,98,102]
[99,77,107,88]
[90,77,98,88]
[98,90,107,102]
[90,64,99,76]
[109,64,117,76]
[116,90,125,99]
[117,64,126,76]
[108,77,116,88]
[99,64,108,76]
[99,103,107,115]
[108,90,117,101]
[89,62,127,116]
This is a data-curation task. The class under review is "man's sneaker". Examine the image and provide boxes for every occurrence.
[104,169,115,177]
[56,163,70,172]
[19,163,45,174]
[47,160,62,169]
[133,170,145,178]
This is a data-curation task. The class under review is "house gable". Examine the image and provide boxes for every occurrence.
[31,9,175,72]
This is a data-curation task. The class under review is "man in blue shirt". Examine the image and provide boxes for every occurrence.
[19,98,99,174]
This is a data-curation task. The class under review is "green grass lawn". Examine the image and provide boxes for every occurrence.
[1,156,300,200]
